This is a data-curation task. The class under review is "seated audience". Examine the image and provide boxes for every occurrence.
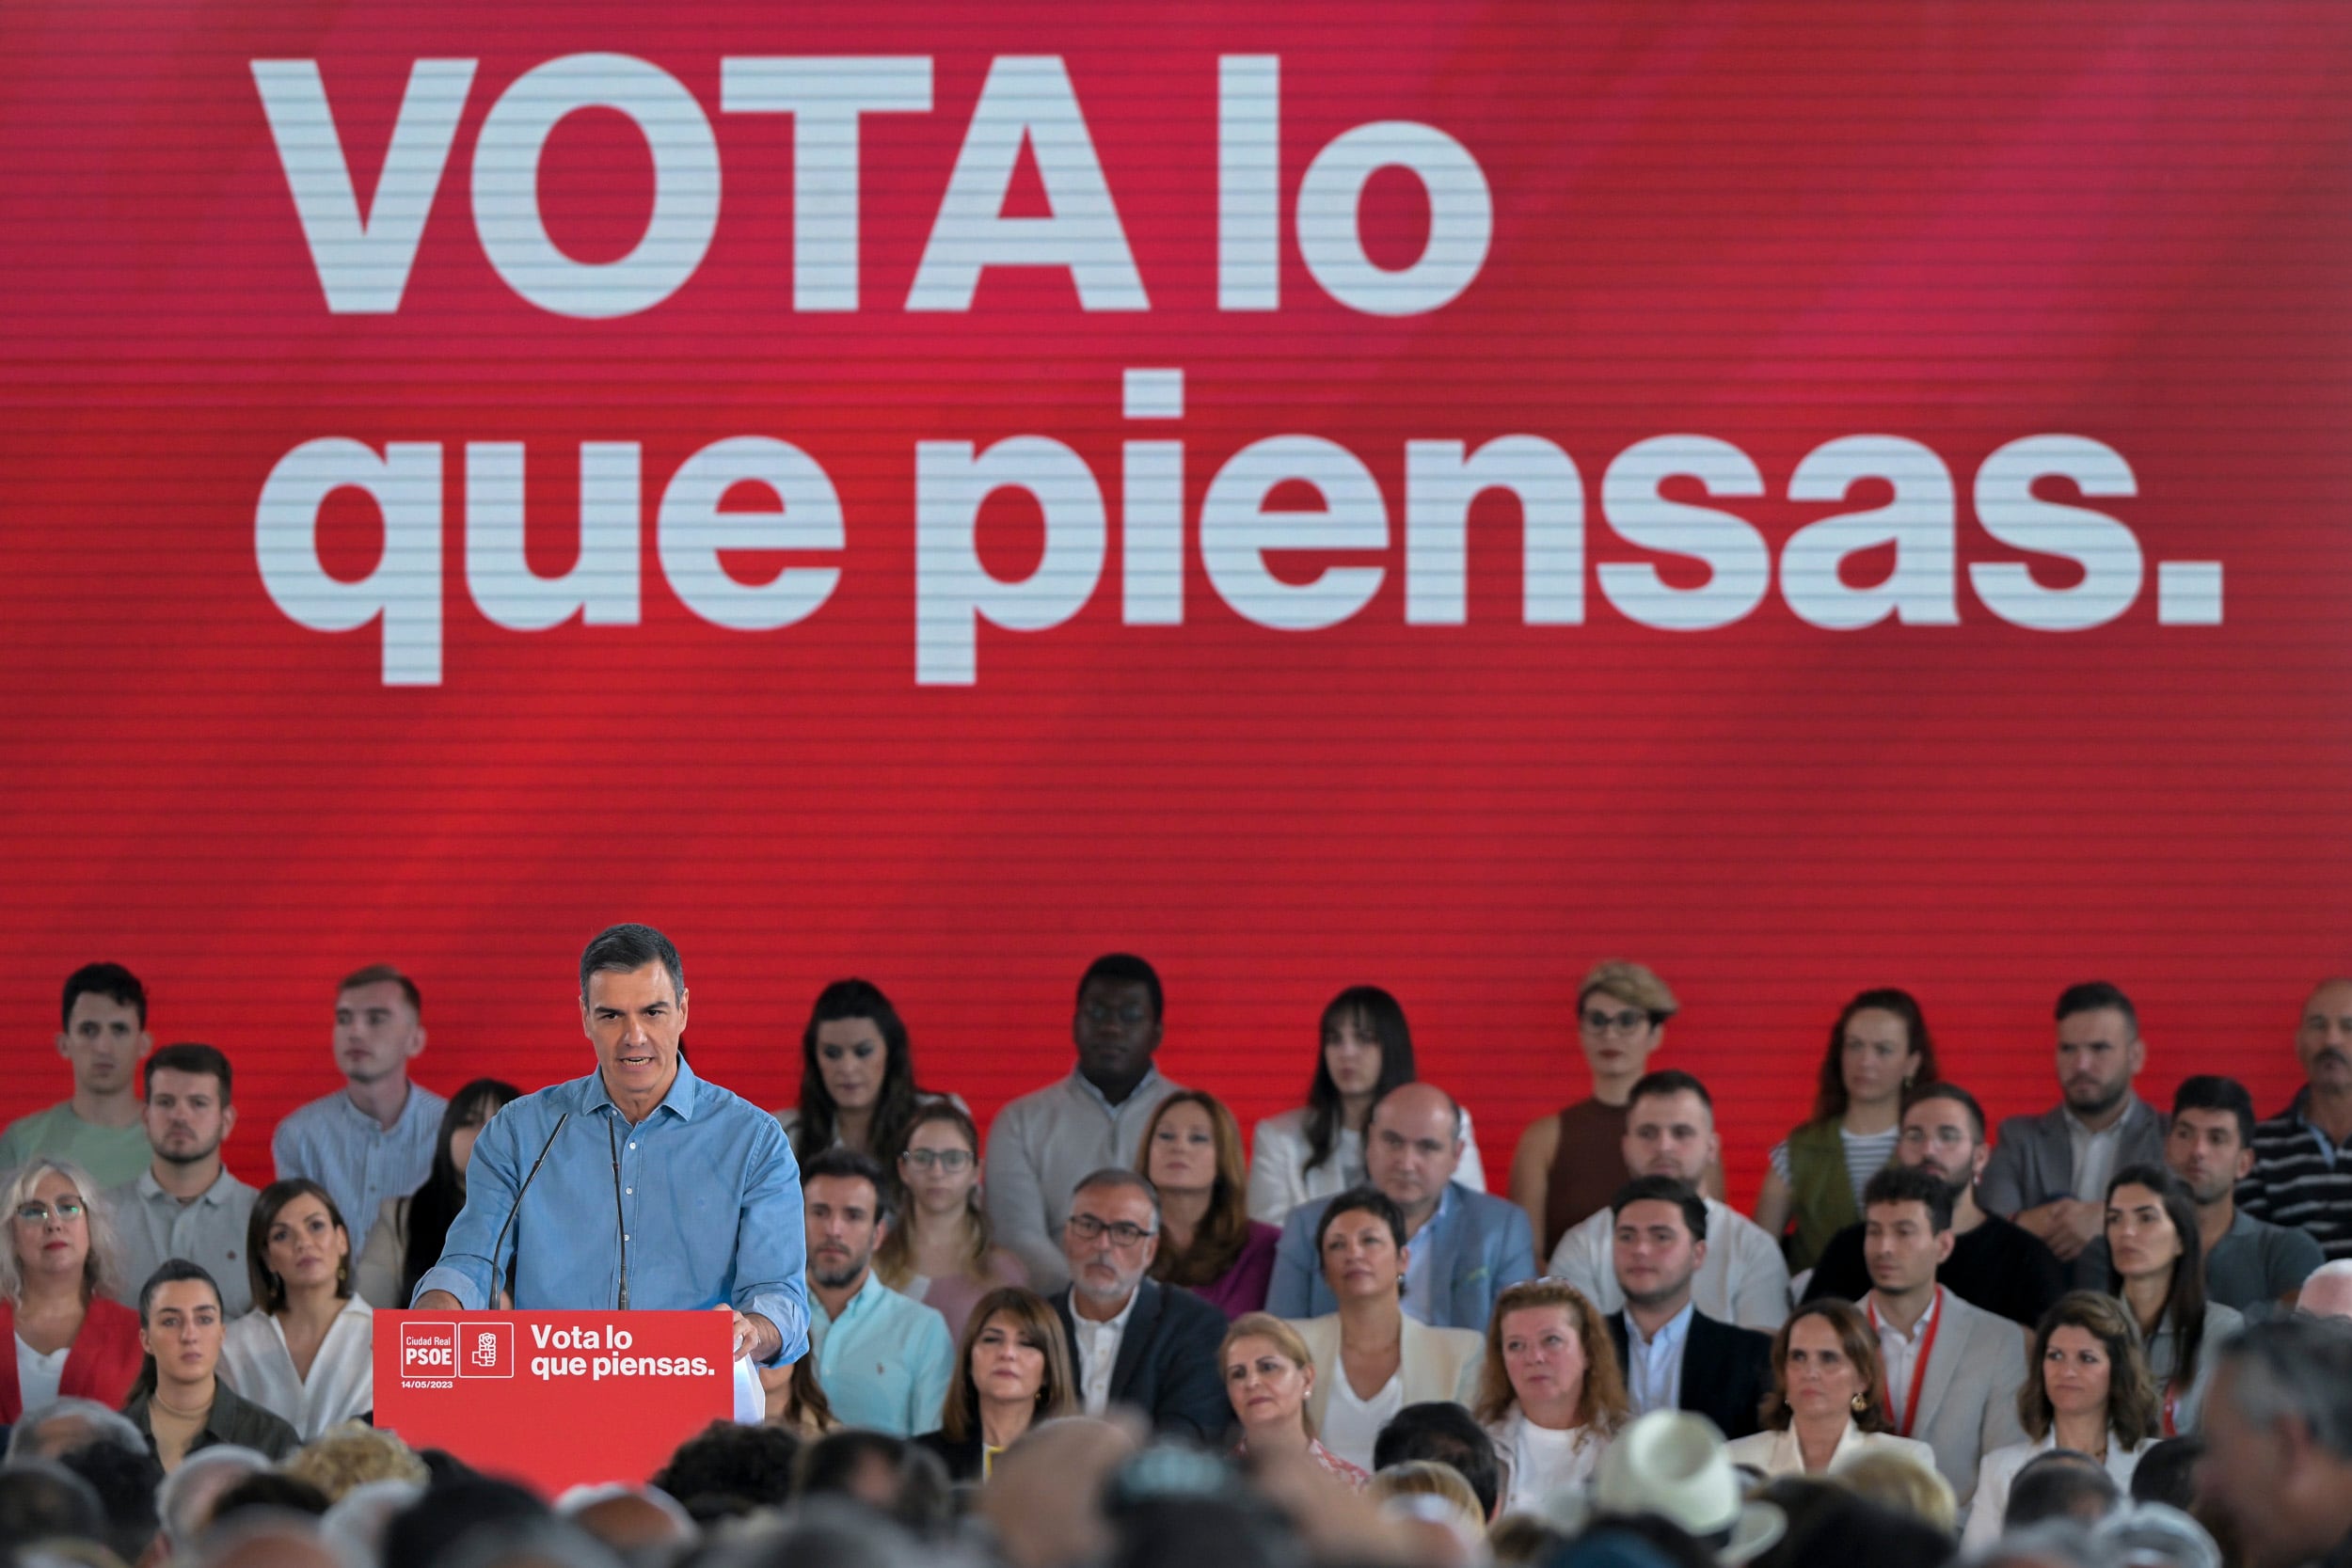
[794,1429,953,1534]
[2076,1076,2323,1313]
[55,1437,164,1563]
[2104,1164,2243,1433]
[353,1077,520,1309]
[1473,1277,1628,1513]
[1851,1164,2026,1507]
[1367,1459,1487,1547]
[1999,1449,2122,1535]
[1284,1187,1483,1470]
[1979,981,2168,1290]
[1247,986,1487,1225]
[1831,1449,1957,1534]
[1723,1299,1937,1477]
[1962,1291,2157,1553]
[284,1420,430,1502]
[1047,1167,1229,1440]
[0,964,154,1188]
[0,1460,105,1554]
[780,979,958,1164]
[5,1395,145,1462]
[2127,1433,2202,1511]
[1549,1071,1790,1331]
[914,1284,1076,1481]
[1752,989,1939,1275]
[1602,1176,1773,1439]
[763,1354,839,1438]
[0,1160,142,1423]
[1804,1083,2067,1326]
[2301,1259,2352,1319]
[800,1148,954,1436]
[105,1042,261,1320]
[650,1419,803,1524]
[872,1101,1027,1341]
[1139,1091,1277,1318]
[219,1179,373,1439]
[987,955,1187,1290]
[1267,1083,1535,1329]
[122,1260,298,1469]
[1510,961,1704,1259]
[2240,978,2352,1263]
[2196,1314,2352,1568]
[1222,1310,1369,1487]
[1592,1408,1788,1560]
[1372,1402,1503,1523]
[272,964,446,1260]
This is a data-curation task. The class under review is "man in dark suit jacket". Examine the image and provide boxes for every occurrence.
[1049,1168,1230,1441]
[1603,1176,1773,1440]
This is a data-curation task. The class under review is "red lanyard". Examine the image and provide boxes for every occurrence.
[2161,1383,2180,1438]
[1868,1288,1945,1439]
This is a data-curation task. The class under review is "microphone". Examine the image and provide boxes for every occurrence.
[489,1111,568,1307]
[607,1114,629,1310]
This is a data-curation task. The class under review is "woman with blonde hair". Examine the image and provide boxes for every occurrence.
[1724,1300,1937,1477]
[915,1286,1075,1482]
[0,1158,141,1422]
[871,1102,1025,1340]
[1961,1291,2156,1552]
[1138,1091,1278,1318]
[1472,1278,1629,1512]
[1222,1311,1369,1487]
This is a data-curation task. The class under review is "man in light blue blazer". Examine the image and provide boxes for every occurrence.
[1266,1082,1535,1328]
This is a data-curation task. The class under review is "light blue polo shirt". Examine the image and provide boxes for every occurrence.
[809,1272,955,1436]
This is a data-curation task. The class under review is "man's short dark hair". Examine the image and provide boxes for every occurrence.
[802,1148,894,1227]
[2172,1076,2257,1150]
[0,1459,104,1554]
[1373,1402,1501,1521]
[2127,1434,2202,1511]
[1609,1176,1708,1243]
[795,1431,952,1533]
[1315,1185,1407,1254]
[578,924,683,1003]
[1862,1164,1955,1233]
[2056,980,2138,1035]
[1901,1081,1986,1143]
[1628,1069,1713,1114]
[382,1477,548,1568]
[339,961,421,1015]
[56,1440,165,1563]
[62,961,145,1030]
[2005,1449,2120,1532]
[144,1042,232,1103]
[652,1419,801,1524]
[1078,953,1164,1022]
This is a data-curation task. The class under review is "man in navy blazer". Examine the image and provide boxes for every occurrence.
[1601,1176,1773,1441]
[1048,1168,1231,1442]
[1266,1083,1536,1329]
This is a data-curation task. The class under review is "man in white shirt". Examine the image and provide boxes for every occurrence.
[1857,1164,2026,1507]
[1045,1169,1227,1440]
[800,1148,953,1436]
[1549,1070,1789,1331]
[104,1043,260,1316]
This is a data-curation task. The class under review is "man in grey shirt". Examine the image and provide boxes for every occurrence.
[984,955,1184,1290]
[105,1043,259,1316]
[2081,1075,2322,1314]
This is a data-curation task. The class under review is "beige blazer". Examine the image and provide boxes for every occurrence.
[1290,1311,1485,1431]
[1724,1421,1939,1480]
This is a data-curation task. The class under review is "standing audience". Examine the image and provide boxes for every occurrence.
[800,1149,953,1437]
[353,1077,520,1310]
[1138,1091,1278,1318]
[2241,977,2352,1263]
[220,1180,373,1440]
[871,1101,1026,1341]
[1221,1311,1369,1486]
[122,1260,298,1469]
[914,1285,1075,1481]
[1602,1176,1773,1439]
[1724,1299,1938,1477]
[105,1043,259,1319]
[2104,1164,2243,1434]
[780,980,952,1165]
[0,964,154,1188]
[0,1160,140,1423]
[1472,1277,1627,1513]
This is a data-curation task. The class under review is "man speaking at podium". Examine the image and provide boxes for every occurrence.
[412,925,808,1370]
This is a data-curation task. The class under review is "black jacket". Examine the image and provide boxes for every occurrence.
[124,1380,300,1463]
[1607,1307,1773,1441]
[1051,1278,1231,1443]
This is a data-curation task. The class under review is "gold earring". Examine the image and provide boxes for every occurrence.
[1851,1392,1868,1414]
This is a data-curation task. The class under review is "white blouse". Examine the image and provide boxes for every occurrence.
[1246,1108,1488,1224]
[15,1335,68,1417]
[1724,1421,1939,1481]
[1487,1407,1610,1513]
[220,1297,374,1440]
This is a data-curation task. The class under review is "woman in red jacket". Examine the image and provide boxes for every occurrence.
[0,1159,143,1421]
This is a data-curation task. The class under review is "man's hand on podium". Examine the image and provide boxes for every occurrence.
[727,1307,780,1364]
[414,1290,462,1312]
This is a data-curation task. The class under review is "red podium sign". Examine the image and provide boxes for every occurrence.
[374,1310,735,1493]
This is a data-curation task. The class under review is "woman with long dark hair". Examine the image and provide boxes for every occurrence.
[1246,987,1486,1223]
[123,1259,297,1470]
[355,1078,521,1308]
[914,1286,1076,1481]
[2103,1164,2241,1435]
[1138,1090,1278,1318]
[778,980,956,1164]
[1751,989,1941,1273]
[1962,1291,2156,1552]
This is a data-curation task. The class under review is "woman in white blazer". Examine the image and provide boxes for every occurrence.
[1961,1291,2157,1552]
[1724,1300,1937,1479]
[220,1180,373,1440]
[1286,1187,1484,1470]
[1248,988,1486,1224]
[1472,1278,1628,1513]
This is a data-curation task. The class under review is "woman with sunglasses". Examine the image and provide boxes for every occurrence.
[0,1160,140,1422]
[872,1102,1025,1341]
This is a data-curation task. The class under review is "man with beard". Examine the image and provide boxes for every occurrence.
[1979,981,2168,1289]
[1804,1084,2066,1326]
[799,1148,953,1435]
[2075,1077,2322,1313]
[2243,979,2352,1264]
[1049,1168,1227,1439]
[1602,1176,1772,1439]
[105,1044,260,1317]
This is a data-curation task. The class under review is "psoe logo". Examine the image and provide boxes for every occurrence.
[458,1321,514,1379]
[400,1322,457,1383]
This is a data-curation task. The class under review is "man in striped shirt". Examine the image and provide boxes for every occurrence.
[2240,979,2352,1261]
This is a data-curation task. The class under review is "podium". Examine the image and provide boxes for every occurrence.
[374,1310,736,1494]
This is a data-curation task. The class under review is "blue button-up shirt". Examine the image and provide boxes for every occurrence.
[273,1080,446,1259]
[1624,1300,1694,1418]
[1402,1185,1458,1324]
[414,1058,808,1363]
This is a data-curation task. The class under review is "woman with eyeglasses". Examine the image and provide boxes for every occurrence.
[1138,1091,1278,1319]
[1751,990,1940,1274]
[777,979,962,1166]
[2104,1164,2241,1435]
[0,1159,141,1422]
[872,1102,1025,1341]
[1247,987,1487,1225]
[1289,1186,1484,1471]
